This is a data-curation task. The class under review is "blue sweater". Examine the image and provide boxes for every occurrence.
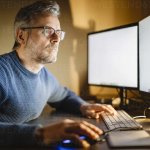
[0,50,86,146]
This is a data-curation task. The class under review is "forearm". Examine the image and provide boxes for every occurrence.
[0,123,41,147]
[49,90,88,114]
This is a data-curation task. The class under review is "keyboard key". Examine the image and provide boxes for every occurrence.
[101,110,143,131]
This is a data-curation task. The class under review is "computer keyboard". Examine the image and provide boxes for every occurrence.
[101,110,143,131]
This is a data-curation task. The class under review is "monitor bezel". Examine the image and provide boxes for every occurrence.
[87,23,139,90]
[139,16,150,94]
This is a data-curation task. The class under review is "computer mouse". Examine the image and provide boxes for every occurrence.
[57,135,105,149]
[58,135,87,149]
[58,139,80,149]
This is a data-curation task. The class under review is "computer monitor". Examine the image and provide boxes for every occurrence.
[88,24,138,106]
[139,16,150,93]
[88,24,138,88]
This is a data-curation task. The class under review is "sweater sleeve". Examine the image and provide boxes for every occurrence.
[48,88,88,114]
[0,65,8,105]
[46,70,88,114]
[0,123,40,146]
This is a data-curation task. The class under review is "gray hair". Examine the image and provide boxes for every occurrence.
[13,0,60,49]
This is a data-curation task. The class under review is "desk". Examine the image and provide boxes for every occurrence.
[1,109,150,150]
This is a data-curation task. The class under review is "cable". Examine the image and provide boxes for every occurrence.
[144,107,150,117]
[132,107,150,119]
[96,126,144,143]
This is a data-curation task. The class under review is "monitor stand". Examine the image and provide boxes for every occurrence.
[119,87,128,109]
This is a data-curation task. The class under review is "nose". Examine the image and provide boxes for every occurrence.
[50,33,60,43]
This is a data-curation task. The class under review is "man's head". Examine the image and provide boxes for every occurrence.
[13,0,65,64]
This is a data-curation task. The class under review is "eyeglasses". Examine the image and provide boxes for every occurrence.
[21,26,65,41]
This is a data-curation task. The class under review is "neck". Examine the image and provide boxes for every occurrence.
[16,48,44,74]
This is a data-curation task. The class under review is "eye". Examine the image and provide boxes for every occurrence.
[48,28,55,35]
[55,30,62,36]
[44,28,54,37]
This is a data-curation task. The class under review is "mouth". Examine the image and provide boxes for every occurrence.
[46,44,58,50]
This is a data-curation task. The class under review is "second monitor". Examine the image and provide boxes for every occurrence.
[88,24,138,89]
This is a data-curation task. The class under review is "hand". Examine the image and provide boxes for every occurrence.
[35,119,103,148]
[80,103,117,119]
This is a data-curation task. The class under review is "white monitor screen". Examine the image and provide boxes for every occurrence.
[88,25,138,88]
[139,16,150,93]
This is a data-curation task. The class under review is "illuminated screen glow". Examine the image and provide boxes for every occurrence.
[139,16,150,93]
[88,25,138,88]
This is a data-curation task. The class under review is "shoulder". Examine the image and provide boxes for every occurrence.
[0,53,12,100]
[0,51,13,60]
[0,51,14,68]
[0,51,15,84]
[0,51,15,74]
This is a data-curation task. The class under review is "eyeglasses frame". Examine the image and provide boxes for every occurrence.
[20,26,65,40]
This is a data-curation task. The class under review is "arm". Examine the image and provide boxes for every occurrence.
[0,120,103,148]
[46,71,116,117]
[0,123,40,146]
[45,73,88,114]
[34,119,103,148]
[48,89,88,114]
[48,88,117,116]
[0,65,8,105]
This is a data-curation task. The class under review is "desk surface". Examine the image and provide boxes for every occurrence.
[1,109,150,150]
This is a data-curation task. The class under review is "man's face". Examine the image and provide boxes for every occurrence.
[24,15,61,64]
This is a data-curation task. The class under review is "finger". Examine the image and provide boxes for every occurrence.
[101,104,117,115]
[78,122,101,139]
[65,121,101,140]
[94,112,102,119]
[100,105,114,114]
[82,121,103,135]
[84,110,102,119]
[105,105,117,115]
[85,110,97,119]
[91,104,116,115]
[87,104,105,112]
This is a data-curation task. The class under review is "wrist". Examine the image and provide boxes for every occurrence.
[34,126,44,146]
[80,103,89,114]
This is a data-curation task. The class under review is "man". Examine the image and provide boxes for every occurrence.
[0,0,116,147]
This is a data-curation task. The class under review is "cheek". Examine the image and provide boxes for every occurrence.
[27,33,51,53]
[30,31,49,47]
[32,38,49,50]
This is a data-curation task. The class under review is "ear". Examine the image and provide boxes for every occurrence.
[16,28,28,46]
